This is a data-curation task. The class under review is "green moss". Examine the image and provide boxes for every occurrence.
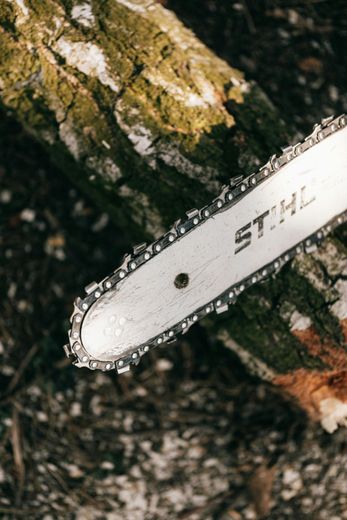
[40,57,74,109]
[211,278,327,374]
[208,253,346,375]
[0,2,17,29]
[0,0,297,244]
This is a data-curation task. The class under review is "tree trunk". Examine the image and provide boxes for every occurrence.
[1,0,346,431]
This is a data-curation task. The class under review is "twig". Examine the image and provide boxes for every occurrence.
[241,0,256,34]
[7,343,39,394]
[11,404,25,505]
[0,506,40,515]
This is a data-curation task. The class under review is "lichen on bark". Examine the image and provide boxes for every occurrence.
[0,0,288,236]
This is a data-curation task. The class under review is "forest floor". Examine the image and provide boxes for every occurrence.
[1,1,347,518]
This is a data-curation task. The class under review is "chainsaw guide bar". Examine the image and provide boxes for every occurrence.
[64,114,347,374]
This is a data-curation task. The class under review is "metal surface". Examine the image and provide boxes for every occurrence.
[64,114,347,374]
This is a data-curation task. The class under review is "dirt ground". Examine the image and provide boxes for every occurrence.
[1,1,347,518]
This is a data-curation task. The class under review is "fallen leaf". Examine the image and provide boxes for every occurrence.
[248,464,276,518]
[298,57,323,74]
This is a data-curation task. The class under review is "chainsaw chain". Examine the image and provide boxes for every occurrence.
[64,114,347,374]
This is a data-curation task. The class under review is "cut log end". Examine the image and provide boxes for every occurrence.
[274,369,347,433]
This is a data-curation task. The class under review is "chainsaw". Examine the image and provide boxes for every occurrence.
[64,114,347,374]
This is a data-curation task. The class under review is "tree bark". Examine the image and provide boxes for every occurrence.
[1,0,346,431]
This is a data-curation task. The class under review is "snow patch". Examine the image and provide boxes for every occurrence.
[86,156,122,183]
[127,125,155,156]
[230,76,251,95]
[115,110,156,157]
[115,0,148,13]
[186,92,207,107]
[14,0,29,19]
[330,279,347,321]
[320,397,347,433]
[71,2,95,28]
[144,71,216,108]
[59,121,81,160]
[194,74,219,106]
[53,16,63,30]
[290,310,312,331]
[55,37,119,92]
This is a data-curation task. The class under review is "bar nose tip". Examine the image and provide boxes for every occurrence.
[81,308,131,361]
